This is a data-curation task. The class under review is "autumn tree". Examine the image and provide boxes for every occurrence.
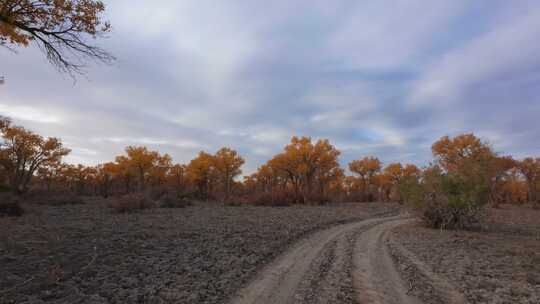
[96,162,118,198]
[213,147,244,199]
[187,151,217,199]
[500,167,528,205]
[37,159,64,191]
[245,163,288,197]
[349,156,381,201]
[0,0,114,73]
[242,174,258,194]
[396,164,421,204]
[379,163,420,203]
[115,155,135,193]
[149,153,172,188]
[71,164,97,194]
[432,134,495,174]
[268,136,341,203]
[168,164,187,196]
[123,146,162,191]
[0,117,70,194]
[343,175,359,197]
[314,160,343,198]
[518,157,540,205]
[373,172,392,202]
[409,134,498,229]
[487,156,517,207]
[57,163,76,192]
[383,163,404,185]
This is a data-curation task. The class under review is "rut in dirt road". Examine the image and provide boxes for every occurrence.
[228,216,395,304]
[352,219,422,304]
[229,216,466,304]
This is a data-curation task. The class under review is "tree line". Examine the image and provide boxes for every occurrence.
[1,116,539,214]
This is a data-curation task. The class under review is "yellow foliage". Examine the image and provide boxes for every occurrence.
[0,0,112,72]
[0,118,70,194]
[213,147,245,197]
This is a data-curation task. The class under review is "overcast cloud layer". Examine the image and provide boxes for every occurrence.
[1,1,539,174]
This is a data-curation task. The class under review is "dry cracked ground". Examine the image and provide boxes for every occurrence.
[1,201,539,304]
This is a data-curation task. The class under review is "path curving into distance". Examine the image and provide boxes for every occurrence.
[229,215,466,304]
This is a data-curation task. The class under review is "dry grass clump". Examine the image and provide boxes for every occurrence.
[108,193,157,213]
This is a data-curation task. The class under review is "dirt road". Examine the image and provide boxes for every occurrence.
[229,215,465,304]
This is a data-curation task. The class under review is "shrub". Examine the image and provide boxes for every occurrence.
[407,167,488,230]
[148,187,168,201]
[223,196,245,207]
[158,194,192,208]
[109,193,156,213]
[0,195,24,217]
[244,191,297,207]
[412,133,499,229]
[306,193,331,205]
[418,194,484,230]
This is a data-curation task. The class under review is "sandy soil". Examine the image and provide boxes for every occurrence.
[391,205,540,304]
[3,201,537,304]
[0,201,398,304]
[230,216,465,304]
[353,218,424,304]
[229,216,396,304]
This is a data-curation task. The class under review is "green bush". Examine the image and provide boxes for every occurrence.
[406,168,489,230]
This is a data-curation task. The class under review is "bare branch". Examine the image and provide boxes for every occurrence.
[0,1,115,75]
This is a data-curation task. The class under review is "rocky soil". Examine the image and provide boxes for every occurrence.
[0,201,398,304]
[391,205,540,304]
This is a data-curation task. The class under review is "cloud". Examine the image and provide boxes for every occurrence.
[410,7,540,106]
[1,0,539,173]
[0,103,62,124]
[91,137,205,149]
[328,1,467,70]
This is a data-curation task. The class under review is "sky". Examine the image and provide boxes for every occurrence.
[1,0,539,174]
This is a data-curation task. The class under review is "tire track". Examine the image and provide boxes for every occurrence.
[388,233,467,304]
[352,219,422,304]
[229,215,462,304]
[228,216,398,304]
[293,230,357,304]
